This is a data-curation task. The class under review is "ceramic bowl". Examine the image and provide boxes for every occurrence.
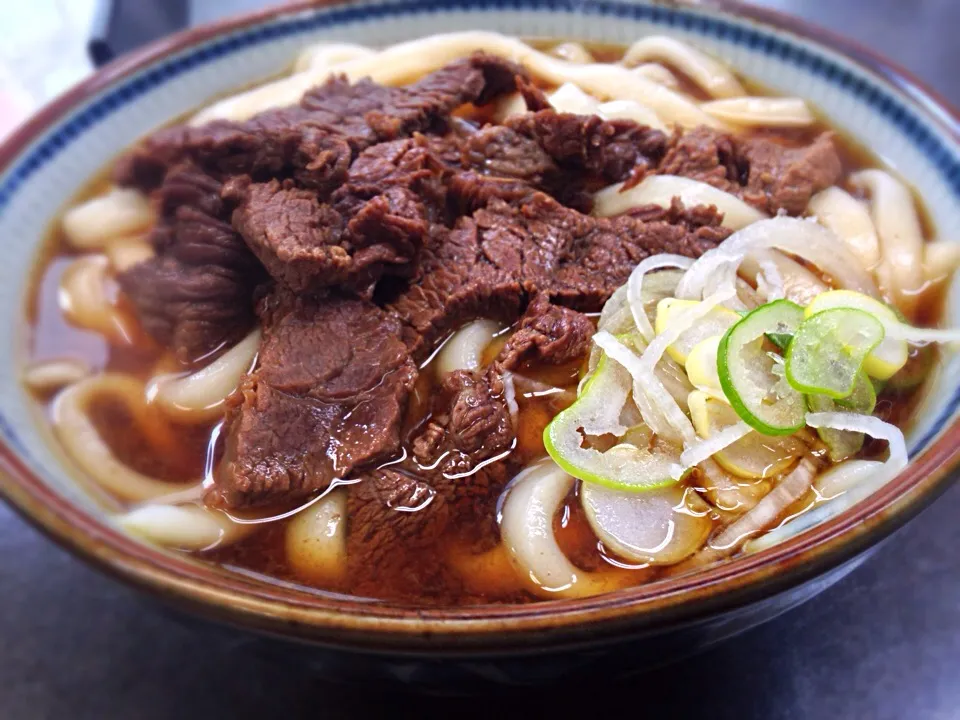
[1,0,958,692]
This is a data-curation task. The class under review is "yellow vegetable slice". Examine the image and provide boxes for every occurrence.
[655,298,740,365]
[688,390,803,479]
[685,334,725,400]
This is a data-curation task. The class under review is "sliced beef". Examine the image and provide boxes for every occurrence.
[346,364,517,595]
[346,468,454,599]
[115,53,525,192]
[226,136,451,295]
[208,291,417,509]
[476,192,724,310]
[738,131,843,215]
[506,110,669,183]
[624,196,733,246]
[497,293,595,371]
[658,126,740,192]
[655,125,843,215]
[410,367,515,550]
[388,217,525,358]
[117,163,261,362]
[391,191,723,355]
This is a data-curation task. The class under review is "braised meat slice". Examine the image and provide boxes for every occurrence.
[388,217,525,358]
[738,131,843,215]
[655,125,843,216]
[226,136,450,295]
[114,53,525,192]
[346,469,454,599]
[497,293,595,371]
[391,191,723,356]
[658,125,741,192]
[505,110,669,183]
[117,163,262,362]
[208,291,417,509]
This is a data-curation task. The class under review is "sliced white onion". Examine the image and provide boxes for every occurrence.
[702,455,819,557]
[806,412,907,473]
[286,488,348,584]
[850,170,925,318]
[117,504,250,551]
[436,319,502,377]
[149,328,261,423]
[581,484,712,565]
[593,175,768,230]
[676,217,879,302]
[595,331,693,446]
[62,188,155,250]
[679,420,753,472]
[701,97,815,128]
[744,459,885,554]
[739,249,827,306]
[807,186,880,271]
[621,36,746,99]
[626,255,695,341]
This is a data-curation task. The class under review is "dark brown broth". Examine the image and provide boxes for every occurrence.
[25,40,944,605]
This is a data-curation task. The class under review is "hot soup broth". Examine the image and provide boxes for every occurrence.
[25,35,952,605]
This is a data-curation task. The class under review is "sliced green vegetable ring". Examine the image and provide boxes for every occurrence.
[786,308,884,399]
[543,355,682,492]
[718,299,806,436]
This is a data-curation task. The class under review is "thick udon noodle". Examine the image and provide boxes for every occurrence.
[28,32,956,599]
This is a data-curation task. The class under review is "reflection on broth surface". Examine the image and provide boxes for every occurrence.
[24,32,954,606]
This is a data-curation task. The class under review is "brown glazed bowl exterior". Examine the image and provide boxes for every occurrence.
[1,0,958,691]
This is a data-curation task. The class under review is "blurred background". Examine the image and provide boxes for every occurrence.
[1,1,958,719]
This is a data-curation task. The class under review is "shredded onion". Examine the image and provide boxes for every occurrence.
[676,217,879,302]
[679,420,753,473]
[806,412,907,474]
[739,249,827,306]
[744,459,886,554]
[626,255,695,341]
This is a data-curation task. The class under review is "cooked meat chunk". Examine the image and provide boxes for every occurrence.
[738,132,843,215]
[346,468,454,600]
[117,163,261,362]
[208,291,417,509]
[658,125,740,192]
[656,125,843,215]
[227,177,428,295]
[497,293,595,370]
[506,110,669,182]
[388,218,525,357]
[625,196,733,246]
[114,53,525,192]
[391,191,722,356]
[409,367,516,550]
[226,136,453,295]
